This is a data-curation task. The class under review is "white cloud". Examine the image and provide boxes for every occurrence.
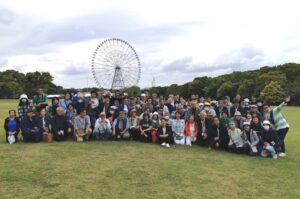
[1,0,300,89]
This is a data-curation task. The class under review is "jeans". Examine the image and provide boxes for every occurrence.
[265,145,276,156]
[277,127,289,153]
[94,130,111,140]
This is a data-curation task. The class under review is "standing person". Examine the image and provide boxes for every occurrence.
[171,111,185,145]
[93,112,112,140]
[51,107,72,141]
[208,117,229,150]
[157,118,172,148]
[20,109,41,143]
[264,96,291,157]
[18,94,31,119]
[32,88,48,113]
[139,113,152,143]
[185,115,198,146]
[74,109,92,141]
[260,120,282,159]
[59,92,72,112]
[4,110,20,144]
[128,109,140,141]
[112,111,130,140]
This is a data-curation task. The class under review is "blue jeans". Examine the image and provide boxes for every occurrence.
[94,130,111,140]
[265,145,276,156]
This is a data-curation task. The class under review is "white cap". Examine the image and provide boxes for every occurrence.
[244,98,250,102]
[243,121,251,126]
[20,94,28,99]
[234,111,242,116]
[262,120,271,126]
[141,93,146,97]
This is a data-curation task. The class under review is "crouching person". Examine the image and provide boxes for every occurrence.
[21,109,41,143]
[113,111,130,140]
[227,121,248,153]
[94,112,112,140]
[208,116,229,150]
[51,107,72,141]
[261,120,282,159]
[74,109,92,141]
[242,121,260,156]
[157,118,172,148]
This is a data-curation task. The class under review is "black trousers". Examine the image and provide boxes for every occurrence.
[140,130,152,143]
[23,131,41,143]
[129,128,140,141]
[277,127,289,153]
[158,135,170,144]
[53,130,69,141]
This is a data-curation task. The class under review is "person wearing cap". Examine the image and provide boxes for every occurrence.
[242,121,260,156]
[50,107,72,141]
[32,88,48,113]
[108,105,118,125]
[112,111,130,140]
[93,112,112,140]
[171,111,185,145]
[157,118,172,148]
[18,94,31,119]
[197,111,211,146]
[151,112,161,142]
[227,121,248,153]
[208,116,229,150]
[139,112,153,143]
[262,96,290,157]
[260,120,282,159]
[201,101,216,118]
[250,104,263,122]
[74,109,92,141]
[231,111,246,130]
[241,98,251,115]
[128,109,140,141]
[4,110,20,143]
[185,115,198,146]
[20,109,41,143]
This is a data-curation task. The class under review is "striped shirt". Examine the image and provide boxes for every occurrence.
[272,102,289,130]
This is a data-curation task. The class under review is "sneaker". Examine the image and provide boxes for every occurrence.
[161,142,166,146]
[278,152,286,157]
[273,154,278,159]
[166,143,170,148]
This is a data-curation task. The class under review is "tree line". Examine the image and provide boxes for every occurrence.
[1,63,299,105]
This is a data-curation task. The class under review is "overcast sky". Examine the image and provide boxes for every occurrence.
[1,0,300,89]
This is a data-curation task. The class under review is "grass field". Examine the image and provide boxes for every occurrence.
[0,100,299,199]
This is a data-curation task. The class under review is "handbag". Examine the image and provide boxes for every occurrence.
[43,133,53,142]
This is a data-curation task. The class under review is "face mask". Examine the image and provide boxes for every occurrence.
[78,99,83,103]
[204,107,209,111]
[21,98,27,103]
[110,111,115,114]
[263,126,270,131]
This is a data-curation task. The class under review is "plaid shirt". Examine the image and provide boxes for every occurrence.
[272,102,289,130]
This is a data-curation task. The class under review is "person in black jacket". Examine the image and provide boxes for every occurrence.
[4,110,20,143]
[230,101,243,118]
[208,116,229,150]
[197,112,212,146]
[157,118,172,148]
[21,109,41,143]
[250,115,264,137]
[260,120,281,159]
[50,107,72,141]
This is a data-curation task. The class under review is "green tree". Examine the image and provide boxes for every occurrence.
[217,82,233,98]
[260,81,284,104]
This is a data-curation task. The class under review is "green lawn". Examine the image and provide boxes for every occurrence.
[0,100,299,199]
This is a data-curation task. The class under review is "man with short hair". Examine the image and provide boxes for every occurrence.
[208,116,229,150]
[157,118,172,148]
[113,111,130,140]
[74,109,92,141]
[51,107,72,141]
[32,88,48,112]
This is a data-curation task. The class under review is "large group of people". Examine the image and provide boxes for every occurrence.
[4,88,291,159]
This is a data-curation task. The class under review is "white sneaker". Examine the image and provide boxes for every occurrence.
[161,142,166,146]
[166,143,170,148]
[278,152,286,157]
[273,154,278,159]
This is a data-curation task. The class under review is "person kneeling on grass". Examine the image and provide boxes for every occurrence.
[157,118,172,148]
[112,111,130,140]
[139,113,153,143]
[94,112,112,140]
[51,107,72,141]
[260,120,282,159]
[74,109,92,141]
[4,110,20,144]
[185,115,198,146]
[227,121,248,153]
[242,121,260,156]
[21,109,41,143]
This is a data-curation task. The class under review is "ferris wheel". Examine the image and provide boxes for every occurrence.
[91,38,141,90]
